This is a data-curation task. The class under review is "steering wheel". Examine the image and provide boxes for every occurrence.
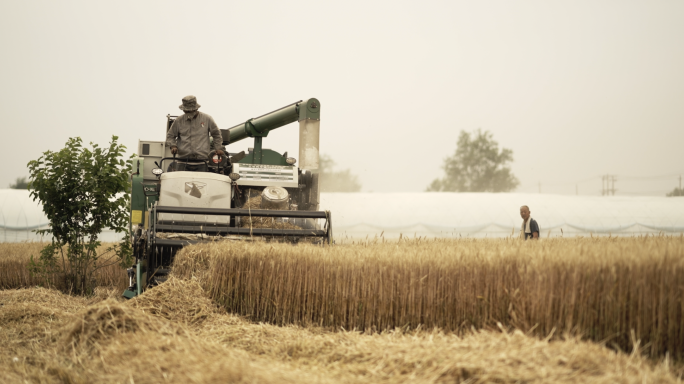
[209,151,223,165]
[208,151,231,174]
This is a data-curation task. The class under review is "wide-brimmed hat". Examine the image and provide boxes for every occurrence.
[179,95,201,111]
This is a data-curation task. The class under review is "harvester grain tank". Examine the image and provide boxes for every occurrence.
[123,99,331,298]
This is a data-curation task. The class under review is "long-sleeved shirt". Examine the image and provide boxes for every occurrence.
[165,111,224,159]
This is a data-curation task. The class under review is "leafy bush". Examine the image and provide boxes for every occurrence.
[27,136,132,295]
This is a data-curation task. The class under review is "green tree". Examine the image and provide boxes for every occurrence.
[9,176,29,189]
[666,187,683,197]
[27,136,132,295]
[319,154,362,192]
[427,129,519,192]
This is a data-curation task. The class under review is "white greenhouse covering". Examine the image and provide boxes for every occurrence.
[0,189,121,242]
[320,192,684,239]
[2,189,683,242]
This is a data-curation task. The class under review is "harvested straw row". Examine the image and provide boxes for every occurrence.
[175,237,684,359]
[0,242,128,291]
[0,287,334,384]
[2,278,681,383]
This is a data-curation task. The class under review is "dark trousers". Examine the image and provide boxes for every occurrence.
[167,162,208,173]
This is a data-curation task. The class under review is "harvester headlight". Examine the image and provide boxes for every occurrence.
[285,157,296,165]
[152,168,163,176]
[229,172,241,181]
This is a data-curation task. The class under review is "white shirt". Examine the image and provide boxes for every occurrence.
[521,218,533,235]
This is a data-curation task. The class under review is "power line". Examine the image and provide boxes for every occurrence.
[531,176,601,186]
[518,172,683,196]
[522,171,683,190]
[616,172,684,180]
[618,191,674,196]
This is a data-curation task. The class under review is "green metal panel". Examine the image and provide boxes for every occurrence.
[130,158,145,226]
[253,137,263,164]
[298,98,320,121]
[122,289,137,299]
[238,149,288,166]
[142,185,159,218]
[130,158,160,228]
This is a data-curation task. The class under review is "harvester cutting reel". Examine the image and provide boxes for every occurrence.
[123,204,332,298]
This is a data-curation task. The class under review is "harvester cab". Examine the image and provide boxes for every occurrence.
[123,99,331,299]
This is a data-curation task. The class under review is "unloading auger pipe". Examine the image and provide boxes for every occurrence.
[221,98,320,146]
[223,101,300,144]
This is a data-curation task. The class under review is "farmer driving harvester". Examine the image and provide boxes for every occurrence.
[165,95,226,172]
[124,96,331,298]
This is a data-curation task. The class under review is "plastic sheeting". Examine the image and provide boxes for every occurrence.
[0,189,47,242]
[3,189,684,242]
[0,189,120,242]
[320,192,684,238]
[0,189,47,230]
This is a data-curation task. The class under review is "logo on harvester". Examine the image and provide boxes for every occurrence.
[184,182,206,198]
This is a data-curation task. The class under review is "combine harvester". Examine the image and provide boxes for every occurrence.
[123,99,332,298]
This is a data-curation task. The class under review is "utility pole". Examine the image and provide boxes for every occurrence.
[602,174,617,196]
[601,175,606,196]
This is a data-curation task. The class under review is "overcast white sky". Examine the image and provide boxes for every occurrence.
[1,0,682,196]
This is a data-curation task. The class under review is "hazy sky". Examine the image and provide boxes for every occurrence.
[1,0,682,195]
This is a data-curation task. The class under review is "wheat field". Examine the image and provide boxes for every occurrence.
[0,242,128,291]
[173,236,684,359]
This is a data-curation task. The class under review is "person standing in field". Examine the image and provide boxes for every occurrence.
[520,205,540,240]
